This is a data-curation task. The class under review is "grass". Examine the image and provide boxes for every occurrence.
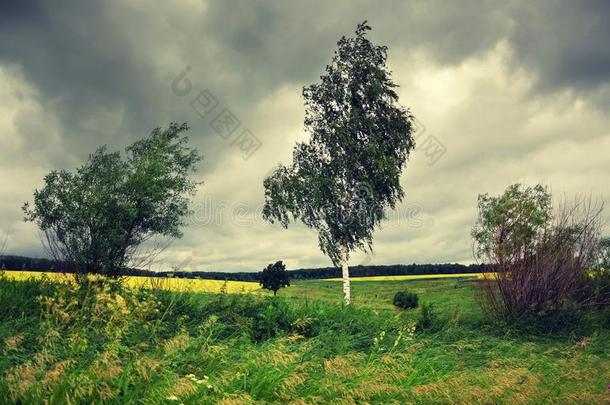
[282,277,482,315]
[1,271,609,404]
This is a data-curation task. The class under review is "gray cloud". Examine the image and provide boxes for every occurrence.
[507,0,610,94]
[1,0,609,271]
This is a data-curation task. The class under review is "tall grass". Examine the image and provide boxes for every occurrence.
[0,274,415,403]
[1,274,609,404]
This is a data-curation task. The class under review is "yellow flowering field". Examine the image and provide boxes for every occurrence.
[1,270,261,294]
[2,270,487,293]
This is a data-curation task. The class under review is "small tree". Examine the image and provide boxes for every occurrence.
[259,261,290,296]
[262,22,415,304]
[472,183,552,267]
[23,123,202,279]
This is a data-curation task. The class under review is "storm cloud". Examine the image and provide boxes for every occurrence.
[1,0,609,271]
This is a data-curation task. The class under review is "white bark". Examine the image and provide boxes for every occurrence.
[340,247,351,305]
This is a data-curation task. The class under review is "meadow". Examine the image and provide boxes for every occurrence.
[1,271,609,404]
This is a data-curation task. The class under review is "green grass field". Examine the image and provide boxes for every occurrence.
[1,272,609,404]
[282,277,481,314]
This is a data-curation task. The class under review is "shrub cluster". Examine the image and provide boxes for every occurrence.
[416,303,437,331]
[473,184,607,321]
[576,269,610,309]
[393,290,418,309]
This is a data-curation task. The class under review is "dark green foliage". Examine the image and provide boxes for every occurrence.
[259,260,290,296]
[576,268,610,309]
[0,275,55,319]
[263,22,415,266]
[193,289,395,346]
[393,290,418,309]
[22,123,202,277]
[490,302,593,336]
[601,307,610,328]
[416,303,438,331]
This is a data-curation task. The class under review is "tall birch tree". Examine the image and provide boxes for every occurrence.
[262,22,415,304]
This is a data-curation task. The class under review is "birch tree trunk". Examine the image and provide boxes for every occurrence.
[340,247,351,305]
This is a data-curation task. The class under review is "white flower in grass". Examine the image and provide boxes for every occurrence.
[185,373,212,386]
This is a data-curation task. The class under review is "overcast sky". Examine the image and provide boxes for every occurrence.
[1,0,609,272]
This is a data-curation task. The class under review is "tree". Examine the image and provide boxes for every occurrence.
[472,183,552,266]
[23,123,202,279]
[262,22,415,304]
[259,261,290,296]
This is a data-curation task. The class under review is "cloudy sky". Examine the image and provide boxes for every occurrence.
[1,0,609,272]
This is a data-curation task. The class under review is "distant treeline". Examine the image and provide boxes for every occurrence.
[286,263,485,280]
[0,255,485,282]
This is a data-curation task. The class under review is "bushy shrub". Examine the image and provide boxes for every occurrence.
[474,185,604,321]
[22,123,202,279]
[416,303,438,331]
[601,307,610,329]
[393,290,418,309]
